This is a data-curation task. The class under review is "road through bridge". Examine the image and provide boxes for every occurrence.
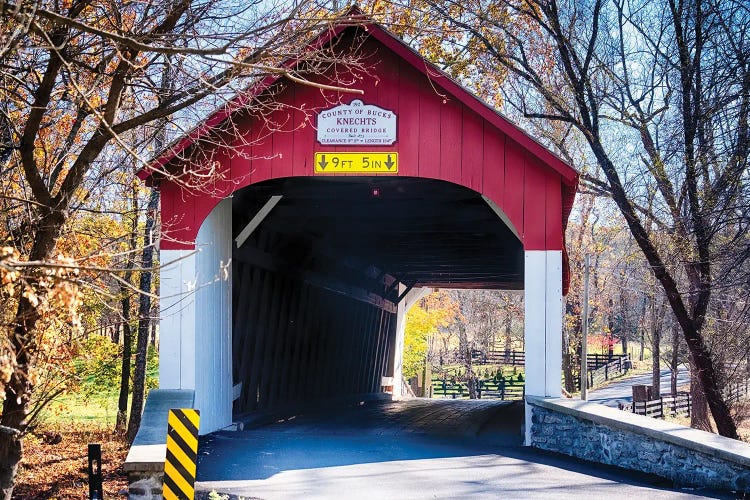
[194,399,720,499]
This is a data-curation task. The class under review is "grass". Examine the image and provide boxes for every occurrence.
[38,390,126,427]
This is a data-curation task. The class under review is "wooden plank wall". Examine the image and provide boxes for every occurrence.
[231,257,397,415]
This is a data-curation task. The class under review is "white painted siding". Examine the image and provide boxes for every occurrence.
[524,250,563,445]
[194,198,233,434]
[158,250,196,389]
[544,251,563,398]
[524,251,547,398]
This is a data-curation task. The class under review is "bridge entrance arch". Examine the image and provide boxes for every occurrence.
[138,11,578,442]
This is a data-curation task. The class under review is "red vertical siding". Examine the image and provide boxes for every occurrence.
[545,173,563,250]
[482,125,506,212]
[461,107,484,192]
[397,59,421,176]
[157,34,573,252]
[292,86,316,177]
[439,98,462,185]
[523,156,548,249]
[270,86,296,180]
[503,139,525,240]
[418,83,441,179]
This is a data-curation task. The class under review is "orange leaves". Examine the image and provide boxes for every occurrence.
[13,423,129,500]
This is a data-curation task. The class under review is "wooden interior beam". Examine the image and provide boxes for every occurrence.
[235,245,398,313]
[235,195,282,248]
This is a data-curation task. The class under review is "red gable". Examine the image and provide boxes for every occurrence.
[141,9,578,291]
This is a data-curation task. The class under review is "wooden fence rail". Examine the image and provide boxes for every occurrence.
[581,355,630,390]
[725,379,750,403]
[431,377,525,401]
[468,350,628,370]
[619,392,692,419]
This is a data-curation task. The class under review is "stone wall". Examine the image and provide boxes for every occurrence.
[528,397,750,493]
[127,471,163,499]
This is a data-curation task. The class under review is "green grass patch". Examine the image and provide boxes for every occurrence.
[39,390,126,426]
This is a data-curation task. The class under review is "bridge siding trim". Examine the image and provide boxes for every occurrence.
[158,249,195,391]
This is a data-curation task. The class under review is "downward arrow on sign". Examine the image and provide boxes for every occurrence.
[318,155,328,170]
[385,155,395,170]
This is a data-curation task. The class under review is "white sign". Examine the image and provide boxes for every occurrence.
[317,99,397,145]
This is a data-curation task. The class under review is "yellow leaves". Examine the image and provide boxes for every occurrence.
[0,247,83,339]
[1,247,21,294]
[403,290,460,378]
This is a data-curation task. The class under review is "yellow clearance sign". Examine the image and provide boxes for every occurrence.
[314,152,398,174]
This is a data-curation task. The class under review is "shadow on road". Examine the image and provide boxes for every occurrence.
[195,398,728,499]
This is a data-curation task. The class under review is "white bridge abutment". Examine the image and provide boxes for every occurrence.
[158,198,233,435]
[523,249,563,445]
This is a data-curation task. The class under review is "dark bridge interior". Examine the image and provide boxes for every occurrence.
[231,177,523,415]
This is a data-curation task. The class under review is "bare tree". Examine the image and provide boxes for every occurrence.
[421,0,749,438]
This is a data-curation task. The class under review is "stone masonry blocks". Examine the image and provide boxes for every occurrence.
[530,405,750,493]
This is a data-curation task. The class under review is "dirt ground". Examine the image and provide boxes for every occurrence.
[13,423,128,499]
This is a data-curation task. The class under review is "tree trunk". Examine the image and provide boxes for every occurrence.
[504,314,512,361]
[671,328,680,395]
[563,300,581,393]
[0,397,24,500]
[115,290,132,433]
[690,355,712,432]
[607,299,615,361]
[0,210,65,498]
[650,293,662,399]
[457,323,477,399]
[651,328,661,399]
[639,327,645,361]
[126,189,158,443]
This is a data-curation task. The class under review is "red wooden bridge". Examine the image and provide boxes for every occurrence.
[132,7,577,455]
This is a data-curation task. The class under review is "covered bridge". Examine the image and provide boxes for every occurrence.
[137,11,578,442]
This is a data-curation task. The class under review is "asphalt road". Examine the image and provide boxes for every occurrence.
[587,367,691,407]
[195,398,725,499]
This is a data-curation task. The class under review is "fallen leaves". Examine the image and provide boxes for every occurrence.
[13,422,128,499]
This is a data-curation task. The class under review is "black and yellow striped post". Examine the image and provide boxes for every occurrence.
[164,408,200,500]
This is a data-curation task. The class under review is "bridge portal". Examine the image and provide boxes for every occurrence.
[138,11,578,442]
